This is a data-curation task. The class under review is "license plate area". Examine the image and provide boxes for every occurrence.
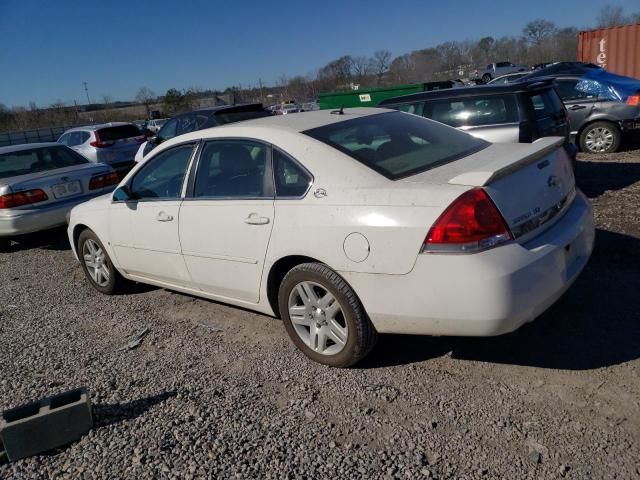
[52,180,82,199]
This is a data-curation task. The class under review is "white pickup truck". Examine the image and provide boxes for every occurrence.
[477,62,529,83]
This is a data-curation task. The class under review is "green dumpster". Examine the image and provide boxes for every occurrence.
[319,81,455,110]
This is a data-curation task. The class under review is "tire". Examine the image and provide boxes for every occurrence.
[482,73,492,84]
[77,229,125,295]
[579,121,621,154]
[278,262,378,367]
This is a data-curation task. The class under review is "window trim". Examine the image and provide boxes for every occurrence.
[272,146,314,200]
[113,141,199,203]
[183,137,275,201]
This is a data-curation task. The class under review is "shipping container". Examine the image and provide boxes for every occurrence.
[319,81,457,110]
[577,24,640,79]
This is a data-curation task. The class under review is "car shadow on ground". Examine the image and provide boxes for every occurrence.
[92,390,177,428]
[362,229,640,371]
[576,159,640,198]
[3,226,70,252]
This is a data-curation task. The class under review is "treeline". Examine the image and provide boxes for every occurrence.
[1,4,638,133]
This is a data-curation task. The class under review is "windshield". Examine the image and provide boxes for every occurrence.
[303,111,488,180]
[0,145,88,179]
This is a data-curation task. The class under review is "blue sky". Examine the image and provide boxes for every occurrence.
[0,0,637,107]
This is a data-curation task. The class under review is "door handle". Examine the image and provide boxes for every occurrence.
[156,211,174,222]
[244,213,270,225]
[568,105,586,111]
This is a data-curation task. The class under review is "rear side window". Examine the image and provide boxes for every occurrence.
[304,111,488,180]
[274,149,312,197]
[529,89,564,119]
[423,94,519,127]
[555,80,591,101]
[97,125,141,142]
[0,146,87,179]
[176,114,209,136]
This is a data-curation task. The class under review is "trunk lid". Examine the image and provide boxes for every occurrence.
[1,163,113,208]
[404,137,575,241]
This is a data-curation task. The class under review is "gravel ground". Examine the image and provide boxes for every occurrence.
[1,148,639,479]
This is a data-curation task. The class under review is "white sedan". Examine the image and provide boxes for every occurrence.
[67,108,594,367]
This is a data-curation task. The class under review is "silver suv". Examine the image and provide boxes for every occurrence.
[58,123,144,173]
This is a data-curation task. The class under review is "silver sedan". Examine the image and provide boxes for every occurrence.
[0,143,118,250]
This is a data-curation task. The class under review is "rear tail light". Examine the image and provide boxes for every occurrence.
[89,131,114,148]
[423,188,512,253]
[626,95,640,106]
[0,189,49,209]
[89,172,120,190]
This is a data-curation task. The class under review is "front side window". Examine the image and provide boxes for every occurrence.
[424,94,518,128]
[273,149,312,198]
[130,144,194,200]
[304,111,488,180]
[193,140,270,198]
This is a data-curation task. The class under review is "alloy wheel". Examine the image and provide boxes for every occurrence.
[287,281,348,356]
[82,239,110,287]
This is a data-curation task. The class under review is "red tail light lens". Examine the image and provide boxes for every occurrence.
[626,95,640,106]
[423,188,512,253]
[89,172,120,190]
[89,131,115,148]
[0,189,49,209]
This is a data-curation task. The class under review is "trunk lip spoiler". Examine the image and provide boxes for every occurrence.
[448,137,565,187]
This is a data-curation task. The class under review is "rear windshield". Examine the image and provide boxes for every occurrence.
[303,111,488,180]
[422,93,519,127]
[215,110,272,125]
[0,145,88,179]
[97,124,141,141]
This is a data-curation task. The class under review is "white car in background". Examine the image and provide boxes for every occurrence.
[145,118,168,133]
[67,109,594,367]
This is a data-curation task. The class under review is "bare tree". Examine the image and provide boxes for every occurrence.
[523,20,557,45]
[370,50,392,86]
[135,87,156,118]
[596,5,629,27]
[351,56,371,85]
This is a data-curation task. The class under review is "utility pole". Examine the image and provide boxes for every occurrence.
[258,78,264,103]
[83,82,91,105]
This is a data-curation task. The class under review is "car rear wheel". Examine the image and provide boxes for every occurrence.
[278,263,378,367]
[482,73,492,84]
[579,121,621,153]
[78,229,125,295]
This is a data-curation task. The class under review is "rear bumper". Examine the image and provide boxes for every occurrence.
[342,191,595,336]
[0,191,111,237]
[621,118,640,131]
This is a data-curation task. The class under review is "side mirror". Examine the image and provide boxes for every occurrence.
[113,185,133,202]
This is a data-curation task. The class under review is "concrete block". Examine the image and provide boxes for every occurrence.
[0,388,92,461]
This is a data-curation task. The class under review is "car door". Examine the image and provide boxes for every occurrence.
[555,78,598,134]
[109,142,197,285]
[179,139,275,303]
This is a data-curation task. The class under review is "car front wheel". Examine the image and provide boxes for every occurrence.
[78,229,124,295]
[278,263,378,367]
[579,121,621,153]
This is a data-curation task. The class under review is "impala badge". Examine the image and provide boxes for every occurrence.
[314,188,327,198]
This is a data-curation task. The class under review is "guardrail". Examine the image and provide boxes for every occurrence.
[0,125,80,148]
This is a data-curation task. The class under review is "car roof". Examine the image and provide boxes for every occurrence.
[0,142,62,154]
[380,78,555,104]
[65,122,133,132]
[171,108,390,142]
